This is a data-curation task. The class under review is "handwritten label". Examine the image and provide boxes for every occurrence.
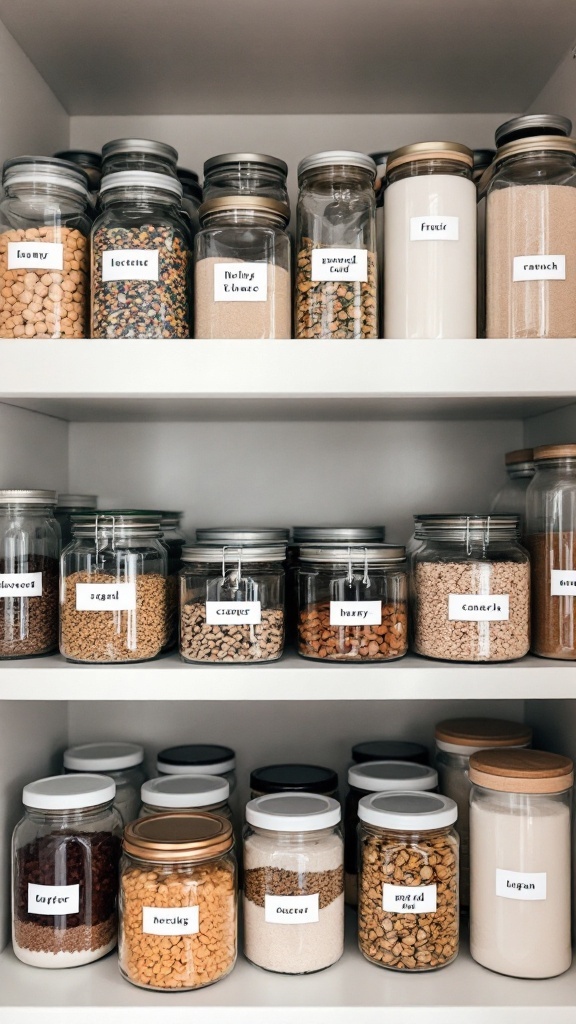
[205,601,262,624]
[214,262,268,301]
[28,883,79,915]
[311,248,368,282]
[330,600,382,625]
[550,570,576,596]
[265,893,319,924]
[0,572,42,596]
[102,249,159,282]
[383,883,437,914]
[513,255,566,281]
[75,583,136,610]
[448,594,509,621]
[142,906,199,935]
[8,242,63,270]
[410,216,459,241]
[496,869,546,901]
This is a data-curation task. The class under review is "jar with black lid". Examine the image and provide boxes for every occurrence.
[203,152,289,206]
[351,740,429,766]
[55,493,97,548]
[156,744,237,816]
[250,763,339,799]
[54,149,102,209]
[472,149,495,185]
[101,138,178,178]
[177,167,203,235]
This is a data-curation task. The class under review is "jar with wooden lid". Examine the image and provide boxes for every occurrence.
[140,775,232,821]
[469,749,573,979]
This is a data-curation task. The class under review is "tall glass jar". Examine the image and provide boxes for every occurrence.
[476,161,494,337]
[295,152,377,339]
[0,156,90,338]
[0,489,59,658]
[490,449,535,539]
[63,742,146,825]
[384,142,477,339]
[91,171,192,338]
[139,774,231,820]
[60,511,168,663]
[469,749,573,979]
[203,153,289,205]
[55,493,97,548]
[101,138,178,178]
[494,113,572,149]
[250,763,339,799]
[195,197,292,339]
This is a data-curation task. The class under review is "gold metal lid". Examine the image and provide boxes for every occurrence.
[123,811,234,862]
[199,195,290,224]
[505,448,534,466]
[435,717,532,747]
[494,135,576,168]
[386,142,473,174]
[534,444,576,462]
[469,749,573,794]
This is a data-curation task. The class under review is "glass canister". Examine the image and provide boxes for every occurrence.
[476,161,495,337]
[469,749,573,979]
[490,449,535,539]
[101,138,178,178]
[203,153,289,206]
[0,489,59,658]
[12,774,122,968]
[0,156,90,338]
[297,544,408,661]
[494,113,572,149]
[91,170,192,338]
[295,151,378,339]
[63,743,146,825]
[60,511,168,663]
[140,775,231,820]
[55,493,97,548]
[177,168,202,236]
[250,764,339,799]
[412,514,530,662]
[54,150,102,210]
[119,812,237,990]
[384,142,477,339]
[244,792,344,974]
[358,791,459,971]
[472,149,495,185]
[351,740,429,766]
[155,743,238,823]
[180,545,285,663]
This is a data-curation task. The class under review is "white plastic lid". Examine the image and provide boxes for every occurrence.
[348,760,438,793]
[64,742,144,771]
[141,774,230,809]
[23,774,116,810]
[358,791,457,830]
[246,791,341,831]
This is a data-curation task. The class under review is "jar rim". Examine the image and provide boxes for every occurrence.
[386,142,473,174]
[358,791,457,829]
[204,152,288,176]
[0,489,56,506]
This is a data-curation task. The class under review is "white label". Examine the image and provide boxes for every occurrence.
[550,570,576,596]
[448,593,509,621]
[496,869,547,901]
[75,582,136,610]
[513,255,566,281]
[311,248,368,282]
[410,216,459,241]
[383,883,437,914]
[213,262,268,301]
[101,249,159,282]
[205,601,262,624]
[28,883,79,915]
[329,600,382,625]
[264,893,319,924]
[0,572,42,596]
[142,906,199,935]
[8,241,63,271]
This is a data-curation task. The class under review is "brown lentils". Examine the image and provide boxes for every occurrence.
[296,239,377,338]
[0,555,58,658]
[298,600,407,660]
[180,602,284,662]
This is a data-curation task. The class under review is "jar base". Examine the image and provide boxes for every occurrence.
[118,959,236,991]
[244,951,343,975]
[359,946,458,972]
[13,935,116,969]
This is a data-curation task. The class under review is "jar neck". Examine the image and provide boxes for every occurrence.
[387,159,472,185]
[100,187,180,211]
[201,209,287,229]
[534,458,576,472]
[0,504,55,517]
[361,822,452,840]
[494,149,576,175]
[300,166,374,190]
[4,181,87,209]
[24,800,114,825]
[507,467,535,479]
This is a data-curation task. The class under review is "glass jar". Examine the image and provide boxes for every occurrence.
[155,743,238,824]
[0,156,91,338]
[490,449,535,540]
[369,150,389,333]
[101,138,178,178]
[195,197,292,339]
[469,749,573,979]
[180,545,285,663]
[12,774,122,968]
[196,526,289,547]
[0,489,60,658]
[351,740,429,766]
[486,136,576,338]
[412,514,530,662]
[243,792,344,974]
[54,150,102,210]
[60,511,168,663]
[358,791,459,971]
[140,774,231,820]
[55,493,97,548]
[119,812,237,990]
[91,170,192,338]
[526,444,576,658]
[384,142,476,339]
[203,152,289,206]
[494,113,572,149]
[295,151,378,339]
[297,544,408,661]
[434,718,532,909]
[160,510,187,651]
[177,168,202,236]
[250,763,339,799]
[63,742,146,825]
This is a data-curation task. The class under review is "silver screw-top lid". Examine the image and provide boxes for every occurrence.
[196,527,289,545]
[298,151,377,181]
[182,544,286,563]
[71,511,163,537]
[0,489,57,505]
[293,526,385,543]
[414,514,520,540]
[3,156,89,197]
[99,170,182,197]
[495,114,572,148]
[204,152,288,176]
[298,543,405,563]
[102,138,178,165]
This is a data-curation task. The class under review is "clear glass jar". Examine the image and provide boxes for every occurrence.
[0,489,60,658]
[203,153,289,206]
[249,763,339,799]
[476,162,494,338]
[60,511,168,663]
[119,812,237,990]
[140,774,231,820]
[384,142,477,339]
[177,168,202,236]
[472,149,495,185]
[155,743,238,823]
[12,774,122,968]
[490,449,535,540]
[101,138,178,178]
[63,742,146,825]
[195,197,292,339]
[297,544,408,661]
[469,749,573,979]
[358,791,459,971]
[54,150,102,211]
[494,114,572,149]
[180,545,285,663]
[369,150,389,334]
[486,136,576,338]
[55,493,97,548]
[295,151,378,339]
[0,156,91,338]
[243,792,344,974]
[412,514,530,662]
[91,170,192,338]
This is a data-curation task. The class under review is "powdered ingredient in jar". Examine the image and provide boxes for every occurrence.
[0,555,58,657]
[194,257,291,338]
[296,240,377,338]
[527,532,576,658]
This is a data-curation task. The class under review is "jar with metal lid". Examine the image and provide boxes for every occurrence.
[91,170,192,338]
[384,142,477,339]
[491,449,535,539]
[250,764,339,799]
[0,156,90,338]
[195,196,292,339]
[140,774,231,820]
[203,153,289,206]
[434,718,532,908]
[119,812,237,990]
[55,493,97,548]
[0,489,59,658]
[296,151,378,339]
[244,792,344,974]
[177,168,203,235]
[369,150,389,332]
[101,138,178,178]
[494,113,572,149]
[351,740,429,766]
[12,774,122,968]
[412,514,530,662]
[297,544,408,661]
[60,511,168,663]
[180,545,285,663]
[54,150,102,210]
[469,749,573,979]
[196,526,289,547]
[63,742,146,825]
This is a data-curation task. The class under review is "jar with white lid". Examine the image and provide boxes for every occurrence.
[491,449,535,540]
[358,791,459,971]
[140,774,231,820]
[469,749,573,979]
[203,153,289,206]
[156,743,237,820]
[243,792,344,974]
[250,763,339,799]
[55,493,97,548]
[63,742,146,824]
[12,774,122,968]
[101,138,178,178]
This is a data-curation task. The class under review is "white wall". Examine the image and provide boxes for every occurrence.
[0,404,68,492]
[528,47,576,125]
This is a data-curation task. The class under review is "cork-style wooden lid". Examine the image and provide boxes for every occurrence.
[505,448,533,466]
[469,749,574,793]
[534,444,576,462]
[435,717,532,748]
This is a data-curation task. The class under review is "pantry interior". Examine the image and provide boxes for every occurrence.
[1,0,576,1019]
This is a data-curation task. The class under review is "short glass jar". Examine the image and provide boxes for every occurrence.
[203,152,289,206]
[12,774,122,968]
[351,740,429,766]
[177,168,202,236]
[491,449,535,540]
[250,763,339,799]
[101,138,178,178]
[119,812,237,991]
[0,489,60,658]
[140,774,231,820]
[55,493,97,548]
[469,749,573,979]
[358,791,459,971]
[63,742,146,825]
[156,743,237,822]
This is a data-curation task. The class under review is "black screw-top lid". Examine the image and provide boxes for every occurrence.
[250,763,338,795]
[157,744,236,774]
[352,740,429,766]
